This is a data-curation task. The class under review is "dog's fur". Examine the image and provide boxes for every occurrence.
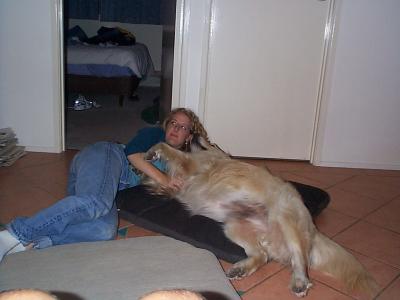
[143,138,378,297]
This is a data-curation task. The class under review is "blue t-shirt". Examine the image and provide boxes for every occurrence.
[124,127,167,186]
[125,127,165,156]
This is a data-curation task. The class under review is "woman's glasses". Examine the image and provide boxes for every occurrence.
[168,120,191,133]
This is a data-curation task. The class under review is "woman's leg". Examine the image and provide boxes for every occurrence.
[48,203,119,245]
[6,142,129,249]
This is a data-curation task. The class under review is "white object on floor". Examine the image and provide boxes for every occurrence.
[0,230,25,262]
[69,94,101,111]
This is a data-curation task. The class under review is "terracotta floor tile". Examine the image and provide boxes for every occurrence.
[20,161,70,189]
[242,269,352,300]
[371,176,400,189]
[314,208,358,237]
[219,260,284,293]
[276,172,327,189]
[0,185,59,223]
[264,160,313,173]
[327,186,390,218]
[364,196,400,233]
[334,221,400,268]
[313,166,365,176]
[377,276,400,300]
[0,169,31,197]
[237,158,269,168]
[9,152,64,169]
[289,170,355,188]
[334,175,400,202]
[362,169,400,177]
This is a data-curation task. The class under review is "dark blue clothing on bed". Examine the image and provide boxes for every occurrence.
[7,127,167,250]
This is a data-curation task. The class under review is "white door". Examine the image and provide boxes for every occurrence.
[203,0,330,159]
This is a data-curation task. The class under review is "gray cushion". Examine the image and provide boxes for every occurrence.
[0,236,240,300]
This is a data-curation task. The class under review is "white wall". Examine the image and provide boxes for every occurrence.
[68,19,163,71]
[0,0,63,153]
[313,0,400,170]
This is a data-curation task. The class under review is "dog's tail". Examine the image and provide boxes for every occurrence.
[310,231,379,296]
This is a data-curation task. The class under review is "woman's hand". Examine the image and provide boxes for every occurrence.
[127,153,184,192]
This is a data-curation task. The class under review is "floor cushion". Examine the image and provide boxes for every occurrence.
[116,182,330,263]
[0,236,240,300]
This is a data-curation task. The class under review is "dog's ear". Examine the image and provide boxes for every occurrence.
[190,134,209,152]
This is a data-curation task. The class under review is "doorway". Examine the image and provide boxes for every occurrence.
[63,0,177,150]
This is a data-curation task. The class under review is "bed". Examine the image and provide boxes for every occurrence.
[66,41,154,106]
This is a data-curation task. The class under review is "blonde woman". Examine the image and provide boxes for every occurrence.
[0,108,209,262]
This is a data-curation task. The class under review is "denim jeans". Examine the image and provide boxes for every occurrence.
[7,142,144,249]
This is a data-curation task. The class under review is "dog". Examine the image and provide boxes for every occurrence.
[143,137,378,297]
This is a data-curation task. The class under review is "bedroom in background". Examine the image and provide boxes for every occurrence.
[63,0,177,150]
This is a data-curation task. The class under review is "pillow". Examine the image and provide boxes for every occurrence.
[116,182,330,263]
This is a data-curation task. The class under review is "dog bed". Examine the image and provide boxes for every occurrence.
[116,182,330,263]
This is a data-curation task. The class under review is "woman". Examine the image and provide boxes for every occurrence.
[0,108,209,262]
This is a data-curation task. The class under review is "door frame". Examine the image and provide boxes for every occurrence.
[57,0,185,151]
[310,0,338,164]
[171,0,212,121]
[56,0,65,152]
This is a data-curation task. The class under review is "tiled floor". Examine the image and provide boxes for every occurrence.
[1,151,399,299]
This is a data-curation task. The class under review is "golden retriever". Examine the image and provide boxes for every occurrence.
[143,138,378,297]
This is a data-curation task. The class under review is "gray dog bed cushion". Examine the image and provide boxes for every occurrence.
[0,236,240,300]
[116,182,330,263]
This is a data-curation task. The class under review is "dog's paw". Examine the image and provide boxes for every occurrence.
[226,266,247,280]
[291,281,313,298]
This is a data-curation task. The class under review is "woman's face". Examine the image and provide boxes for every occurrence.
[165,112,193,149]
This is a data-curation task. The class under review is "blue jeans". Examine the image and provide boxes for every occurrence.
[6,142,141,249]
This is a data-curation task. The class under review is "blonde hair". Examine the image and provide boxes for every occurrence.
[139,289,205,300]
[162,108,211,151]
[0,289,57,300]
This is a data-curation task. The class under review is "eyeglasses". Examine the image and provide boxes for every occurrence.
[167,120,191,133]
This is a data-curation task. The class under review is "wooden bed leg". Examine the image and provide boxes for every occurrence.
[119,95,124,107]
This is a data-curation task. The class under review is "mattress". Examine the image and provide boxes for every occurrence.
[67,42,154,78]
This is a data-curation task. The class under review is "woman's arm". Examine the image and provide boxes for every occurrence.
[127,153,183,191]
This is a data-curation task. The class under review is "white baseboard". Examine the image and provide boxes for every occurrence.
[25,145,62,153]
[313,160,400,171]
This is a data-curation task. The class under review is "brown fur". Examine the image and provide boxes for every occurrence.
[143,139,378,297]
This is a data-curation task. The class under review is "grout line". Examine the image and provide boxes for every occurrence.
[322,173,359,190]
[361,218,400,236]
[311,278,359,299]
[345,245,400,270]
[329,217,361,239]
[373,273,400,300]
[240,267,285,295]
[331,184,397,208]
